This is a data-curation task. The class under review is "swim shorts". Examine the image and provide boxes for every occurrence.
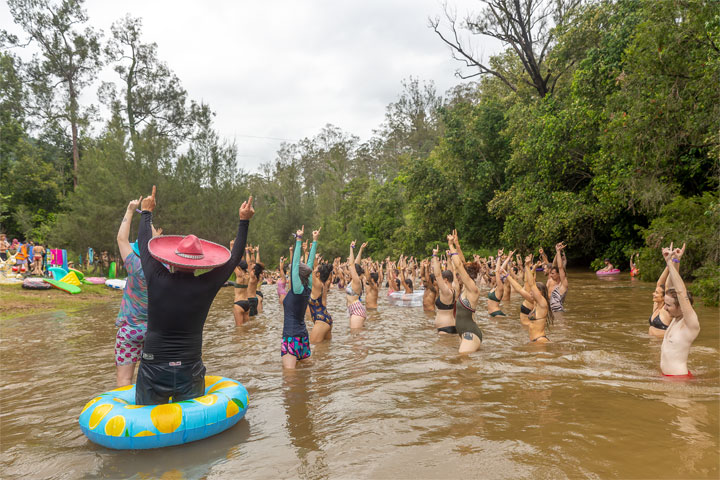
[281,336,311,360]
[348,300,367,319]
[115,322,147,366]
[135,358,206,405]
[309,296,333,326]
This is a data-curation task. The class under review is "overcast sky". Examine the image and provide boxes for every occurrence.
[2,0,502,172]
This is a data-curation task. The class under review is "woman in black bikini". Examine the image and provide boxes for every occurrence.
[648,264,672,337]
[432,245,456,334]
[448,235,483,353]
[502,254,553,343]
[232,256,251,326]
[487,251,510,316]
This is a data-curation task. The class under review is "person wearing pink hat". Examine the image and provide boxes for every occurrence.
[134,186,255,405]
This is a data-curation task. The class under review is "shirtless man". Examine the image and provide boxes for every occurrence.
[659,243,700,377]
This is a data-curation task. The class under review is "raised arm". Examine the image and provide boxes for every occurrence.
[291,226,305,294]
[139,186,162,278]
[206,196,254,284]
[503,265,533,302]
[306,228,319,288]
[450,245,478,295]
[355,242,367,264]
[663,243,698,331]
[656,265,670,290]
[555,242,567,286]
[432,245,453,297]
[451,230,467,264]
[118,197,141,260]
[348,240,361,285]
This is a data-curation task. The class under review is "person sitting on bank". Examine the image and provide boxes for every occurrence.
[659,243,700,377]
[135,186,254,405]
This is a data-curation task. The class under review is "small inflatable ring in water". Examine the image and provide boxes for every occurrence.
[78,376,248,449]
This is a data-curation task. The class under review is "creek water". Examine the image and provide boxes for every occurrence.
[1,271,718,479]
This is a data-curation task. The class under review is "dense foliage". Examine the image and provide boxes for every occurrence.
[1,0,718,302]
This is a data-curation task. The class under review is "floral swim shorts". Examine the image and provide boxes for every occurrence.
[280,335,311,360]
[115,322,147,366]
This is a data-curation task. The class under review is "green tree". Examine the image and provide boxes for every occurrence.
[4,0,102,187]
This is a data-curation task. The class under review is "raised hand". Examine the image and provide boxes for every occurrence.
[662,243,673,262]
[312,228,321,241]
[360,242,368,250]
[296,225,305,239]
[673,242,686,260]
[524,253,533,266]
[141,185,156,212]
[127,196,142,212]
[239,195,255,220]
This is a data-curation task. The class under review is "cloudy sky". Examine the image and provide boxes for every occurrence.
[2,0,502,171]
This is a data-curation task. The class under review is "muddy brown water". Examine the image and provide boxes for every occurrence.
[1,271,718,479]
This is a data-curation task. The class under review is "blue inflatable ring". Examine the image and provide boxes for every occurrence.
[78,375,248,449]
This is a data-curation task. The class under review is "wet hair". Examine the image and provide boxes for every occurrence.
[298,263,312,286]
[441,270,454,283]
[429,273,436,282]
[237,260,248,271]
[535,282,554,325]
[355,263,365,276]
[317,263,333,283]
[666,288,694,306]
[551,266,560,274]
[464,262,479,280]
[252,262,265,278]
[370,272,379,283]
[405,278,413,289]
[395,278,401,288]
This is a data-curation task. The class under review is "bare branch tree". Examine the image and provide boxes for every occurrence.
[431,0,582,97]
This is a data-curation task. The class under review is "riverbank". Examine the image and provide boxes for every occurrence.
[0,283,120,320]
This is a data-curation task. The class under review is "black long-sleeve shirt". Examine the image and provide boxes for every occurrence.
[138,211,248,362]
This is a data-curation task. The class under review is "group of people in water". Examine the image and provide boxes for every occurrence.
[111,186,701,406]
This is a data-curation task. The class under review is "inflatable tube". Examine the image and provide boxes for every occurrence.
[388,290,425,307]
[48,266,68,280]
[596,269,621,276]
[44,278,81,294]
[78,376,248,450]
[69,268,85,281]
[83,276,107,285]
[105,279,126,290]
[22,277,52,290]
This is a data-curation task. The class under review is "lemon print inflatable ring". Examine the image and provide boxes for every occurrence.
[78,376,248,449]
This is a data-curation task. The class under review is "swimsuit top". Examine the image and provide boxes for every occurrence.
[345,282,363,300]
[549,287,566,313]
[435,291,455,310]
[528,308,547,322]
[455,295,482,341]
[488,290,500,302]
[649,312,668,330]
[520,304,532,315]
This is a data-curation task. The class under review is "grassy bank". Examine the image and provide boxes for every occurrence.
[0,282,120,320]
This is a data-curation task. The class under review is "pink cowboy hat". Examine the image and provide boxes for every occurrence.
[148,234,230,270]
